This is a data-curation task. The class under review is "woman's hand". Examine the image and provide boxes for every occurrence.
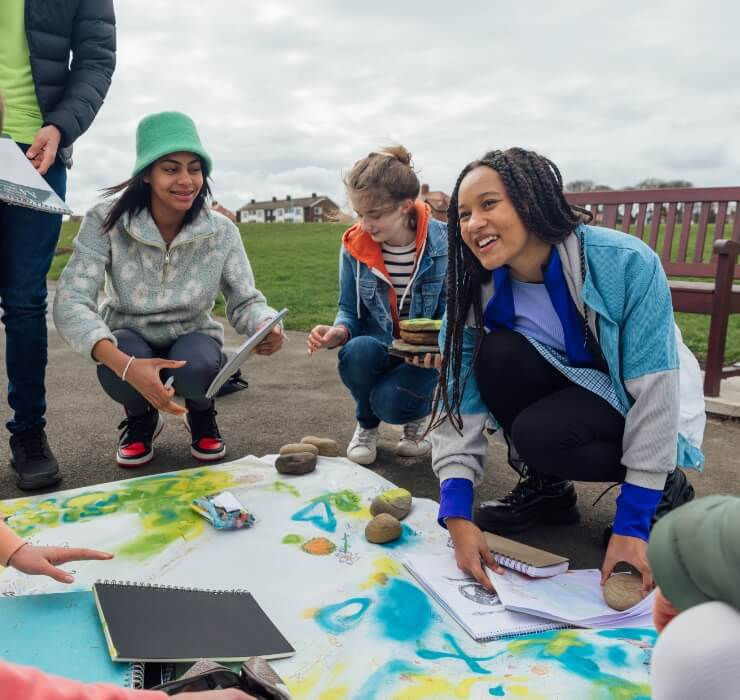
[601,533,653,595]
[124,358,187,415]
[652,586,680,633]
[8,544,114,584]
[404,353,442,369]
[446,517,503,592]
[255,320,284,356]
[307,325,347,355]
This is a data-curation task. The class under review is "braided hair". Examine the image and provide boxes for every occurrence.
[430,148,592,433]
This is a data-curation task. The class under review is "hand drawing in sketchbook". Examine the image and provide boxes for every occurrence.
[442,573,501,607]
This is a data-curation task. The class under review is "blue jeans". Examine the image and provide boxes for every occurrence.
[97,329,225,414]
[0,145,67,434]
[337,336,439,429]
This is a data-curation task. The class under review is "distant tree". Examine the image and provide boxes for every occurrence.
[565,180,613,193]
[634,178,693,189]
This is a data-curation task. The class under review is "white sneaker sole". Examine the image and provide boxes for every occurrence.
[396,441,431,458]
[116,414,164,467]
[347,448,377,465]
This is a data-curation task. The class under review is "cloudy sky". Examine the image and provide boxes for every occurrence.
[64,0,739,215]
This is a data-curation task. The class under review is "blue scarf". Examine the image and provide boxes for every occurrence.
[482,248,594,367]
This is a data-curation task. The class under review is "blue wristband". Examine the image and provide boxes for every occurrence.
[438,478,474,529]
[613,482,662,541]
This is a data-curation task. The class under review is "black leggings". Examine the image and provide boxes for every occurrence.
[474,328,626,483]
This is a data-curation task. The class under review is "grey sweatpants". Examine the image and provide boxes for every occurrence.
[651,601,740,700]
[97,329,224,414]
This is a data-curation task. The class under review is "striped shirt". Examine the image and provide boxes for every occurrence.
[382,241,417,320]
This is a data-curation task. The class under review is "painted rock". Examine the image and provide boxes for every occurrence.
[603,572,643,611]
[370,488,412,521]
[365,513,402,544]
[300,436,339,457]
[280,442,319,456]
[275,452,317,476]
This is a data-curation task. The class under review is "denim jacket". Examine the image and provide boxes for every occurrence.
[334,201,448,344]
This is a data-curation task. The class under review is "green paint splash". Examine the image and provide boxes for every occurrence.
[282,534,303,544]
[4,469,239,560]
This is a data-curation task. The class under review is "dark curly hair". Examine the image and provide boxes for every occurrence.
[430,147,592,433]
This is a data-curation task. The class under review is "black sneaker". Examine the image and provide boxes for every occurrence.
[474,475,580,534]
[9,426,62,491]
[602,468,695,548]
[116,408,164,467]
[183,405,225,462]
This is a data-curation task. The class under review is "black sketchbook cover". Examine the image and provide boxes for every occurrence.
[93,581,295,663]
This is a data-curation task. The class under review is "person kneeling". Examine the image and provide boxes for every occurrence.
[53,112,283,467]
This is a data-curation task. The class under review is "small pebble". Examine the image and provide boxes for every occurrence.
[365,513,402,544]
[275,452,317,475]
[300,436,339,457]
[603,572,643,611]
[370,488,412,521]
[280,443,319,456]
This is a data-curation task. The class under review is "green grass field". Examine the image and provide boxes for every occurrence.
[51,220,740,365]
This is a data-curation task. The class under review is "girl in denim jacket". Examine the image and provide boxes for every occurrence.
[307,147,447,465]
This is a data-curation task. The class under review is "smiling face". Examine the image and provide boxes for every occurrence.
[457,166,535,271]
[144,152,204,215]
[350,191,415,246]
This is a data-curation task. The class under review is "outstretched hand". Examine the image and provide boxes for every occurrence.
[124,358,187,415]
[446,517,503,592]
[307,325,347,355]
[601,533,653,596]
[8,544,113,584]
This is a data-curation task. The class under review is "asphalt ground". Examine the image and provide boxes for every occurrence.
[1,310,739,569]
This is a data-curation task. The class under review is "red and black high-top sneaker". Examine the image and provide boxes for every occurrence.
[183,404,225,462]
[116,408,164,467]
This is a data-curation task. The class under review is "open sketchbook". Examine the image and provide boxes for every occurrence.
[488,568,655,629]
[0,137,72,214]
[206,308,288,399]
[403,553,567,642]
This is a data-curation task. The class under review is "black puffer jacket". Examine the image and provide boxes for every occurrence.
[25,0,116,161]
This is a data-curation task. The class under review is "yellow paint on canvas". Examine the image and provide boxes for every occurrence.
[286,663,324,697]
[318,686,350,700]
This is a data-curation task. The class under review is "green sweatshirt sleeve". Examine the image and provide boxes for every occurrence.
[648,495,740,612]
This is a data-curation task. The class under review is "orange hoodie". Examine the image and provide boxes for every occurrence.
[341,200,431,338]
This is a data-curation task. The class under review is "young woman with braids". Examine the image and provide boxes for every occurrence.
[307,146,447,465]
[430,148,703,593]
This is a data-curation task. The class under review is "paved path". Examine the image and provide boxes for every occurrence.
[1,291,738,569]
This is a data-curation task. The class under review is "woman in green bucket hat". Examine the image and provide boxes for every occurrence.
[53,111,284,467]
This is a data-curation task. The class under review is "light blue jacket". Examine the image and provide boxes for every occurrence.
[333,213,448,343]
[431,224,705,492]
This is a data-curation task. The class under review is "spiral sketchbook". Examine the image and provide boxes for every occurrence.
[403,553,567,642]
[92,581,295,663]
[0,137,72,214]
[484,532,569,578]
[0,591,133,686]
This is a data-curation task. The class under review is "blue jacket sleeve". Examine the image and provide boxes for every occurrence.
[613,482,662,541]
[333,247,362,338]
[438,478,475,528]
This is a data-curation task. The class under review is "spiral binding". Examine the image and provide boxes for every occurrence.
[483,622,573,642]
[0,192,68,214]
[129,662,145,689]
[492,554,529,574]
[95,579,251,594]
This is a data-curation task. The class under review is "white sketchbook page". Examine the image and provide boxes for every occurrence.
[489,568,654,626]
[404,553,561,640]
[0,138,71,213]
[205,308,288,399]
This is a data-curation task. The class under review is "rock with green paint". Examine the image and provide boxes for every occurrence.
[275,452,317,475]
[370,488,412,521]
[603,572,643,611]
[365,513,402,544]
[280,442,319,456]
[300,436,339,457]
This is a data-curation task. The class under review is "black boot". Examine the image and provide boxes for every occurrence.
[9,426,62,491]
[602,469,695,548]
[474,474,580,534]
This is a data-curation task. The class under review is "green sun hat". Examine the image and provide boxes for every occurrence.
[132,111,213,176]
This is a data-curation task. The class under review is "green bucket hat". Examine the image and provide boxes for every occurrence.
[132,111,213,176]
